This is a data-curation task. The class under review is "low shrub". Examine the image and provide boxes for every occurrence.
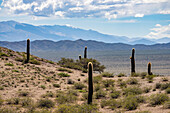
[56,94,77,104]
[102,79,115,88]
[123,86,142,96]
[155,83,161,89]
[140,72,147,79]
[58,68,73,73]
[101,72,114,78]
[5,63,14,66]
[123,95,138,110]
[100,99,121,109]
[18,91,29,97]
[149,93,169,106]
[95,90,106,99]
[58,73,70,77]
[93,75,102,84]
[127,78,138,85]
[74,82,86,90]
[30,59,41,65]
[117,73,126,77]
[143,87,152,93]
[110,90,120,99]
[37,98,55,108]
[163,101,170,109]
[53,84,60,88]
[166,88,170,94]
[161,83,170,90]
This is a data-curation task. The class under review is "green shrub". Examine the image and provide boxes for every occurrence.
[19,91,29,97]
[161,83,170,90]
[155,83,161,89]
[117,80,127,88]
[0,108,16,113]
[0,52,9,57]
[123,95,138,110]
[163,101,170,109]
[56,94,77,104]
[67,79,74,84]
[93,75,102,84]
[102,79,115,88]
[7,98,20,105]
[149,93,169,106]
[146,75,155,83]
[40,85,46,89]
[131,72,140,77]
[162,77,168,82]
[21,98,34,107]
[123,86,142,96]
[46,60,54,64]
[0,86,4,90]
[117,73,126,77]
[37,98,55,108]
[110,90,120,99]
[166,88,170,94]
[55,104,98,113]
[30,59,41,65]
[74,82,86,90]
[100,99,121,109]
[143,87,151,93]
[135,111,151,113]
[5,63,14,66]
[101,72,114,78]
[95,90,106,99]
[15,57,24,62]
[58,68,73,73]
[53,84,60,88]
[127,78,138,85]
[0,97,3,105]
[57,58,105,73]
[58,73,70,77]
[94,84,102,92]
[140,72,147,79]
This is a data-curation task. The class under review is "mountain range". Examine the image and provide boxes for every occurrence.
[0,39,170,52]
[0,20,170,45]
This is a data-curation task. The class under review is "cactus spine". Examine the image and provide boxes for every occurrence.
[26,39,30,63]
[88,62,93,104]
[84,46,87,58]
[79,55,81,60]
[148,62,152,75]
[130,48,135,75]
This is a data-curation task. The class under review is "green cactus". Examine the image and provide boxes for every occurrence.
[88,62,93,104]
[79,55,81,60]
[148,62,152,75]
[130,48,135,75]
[26,39,30,63]
[84,46,87,58]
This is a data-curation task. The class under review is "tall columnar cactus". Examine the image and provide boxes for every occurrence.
[148,62,152,75]
[88,62,93,104]
[26,39,30,63]
[130,48,135,74]
[79,55,81,60]
[84,46,87,58]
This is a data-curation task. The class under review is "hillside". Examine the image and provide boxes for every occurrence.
[0,47,169,113]
[1,39,170,52]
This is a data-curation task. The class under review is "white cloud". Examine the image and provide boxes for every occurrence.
[1,0,170,19]
[145,24,170,39]
[135,14,144,17]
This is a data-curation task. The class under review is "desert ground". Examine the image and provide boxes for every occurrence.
[0,47,169,113]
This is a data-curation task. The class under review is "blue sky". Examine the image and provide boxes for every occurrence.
[0,0,170,39]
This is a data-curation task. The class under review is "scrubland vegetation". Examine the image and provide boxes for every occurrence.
[0,47,169,113]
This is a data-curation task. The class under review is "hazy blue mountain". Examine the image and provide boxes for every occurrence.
[0,39,170,52]
[154,37,170,43]
[129,38,156,45]
[0,20,128,43]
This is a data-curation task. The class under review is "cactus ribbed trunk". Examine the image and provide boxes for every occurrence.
[84,46,87,58]
[131,48,135,74]
[148,62,152,75]
[88,62,93,104]
[79,55,81,60]
[26,39,30,63]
